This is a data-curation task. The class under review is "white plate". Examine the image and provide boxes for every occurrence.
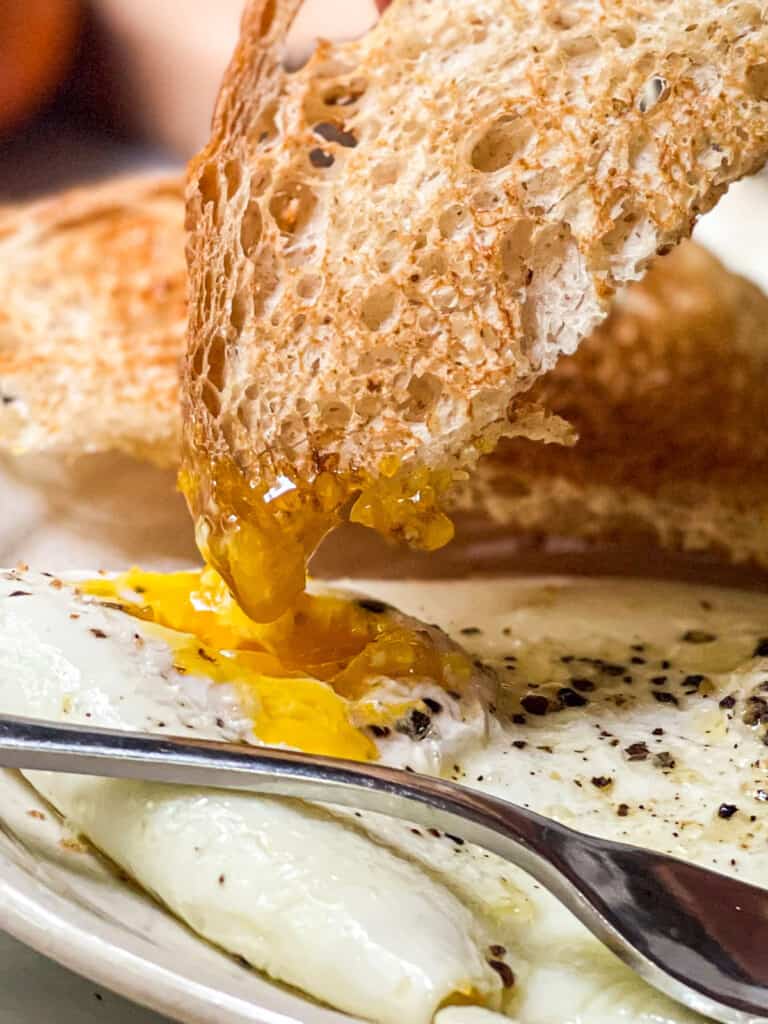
[0,766,360,1024]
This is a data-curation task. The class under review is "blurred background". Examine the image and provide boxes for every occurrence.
[0,0,378,199]
[0,0,765,293]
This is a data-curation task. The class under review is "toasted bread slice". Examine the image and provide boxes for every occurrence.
[461,241,768,569]
[0,174,186,466]
[0,177,765,574]
[183,0,768,620]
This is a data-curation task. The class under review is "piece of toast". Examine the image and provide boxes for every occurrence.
[182,0,768,617]
[459,240,768,569]
[0,173,186,466]
[0,168,766,572]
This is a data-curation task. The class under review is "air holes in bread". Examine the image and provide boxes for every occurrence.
[309,148,335,168]
[202,380,221,418]
[258,0,276,36]
[612,24,636,47]
[403,373,442,422]
[240,200,263,257]
[269,182,317,236]
[198,163,220,207]
[560,35,599,60]
[297,273,322,301]
[361,286,398,331]
[501,220,534,292]
[439,205,469,239]
[224,161,242,200]
[320,401,351,430]
[247,101,279,148]
[747,63,768,101]
[638,76,670,113]
[190,343,204,379]
[206,334,226,391]
[313,122,358,148]
[323,78,366,107]
[371,158,399,188]
[471,116,533,172]
[431,285,458,311]
[230,288,252,332]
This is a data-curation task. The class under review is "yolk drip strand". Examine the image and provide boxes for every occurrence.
[179,455,456,624]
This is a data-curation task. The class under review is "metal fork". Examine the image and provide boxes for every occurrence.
[0,713,765,1024]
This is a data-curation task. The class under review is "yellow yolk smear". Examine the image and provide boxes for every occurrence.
[82,567,469,761]
[179,455,456,624]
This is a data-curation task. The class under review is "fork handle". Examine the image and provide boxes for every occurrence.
[0,714,766,1024]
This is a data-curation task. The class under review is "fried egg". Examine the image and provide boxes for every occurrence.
[0,566,505,1024]
[2,568,768,1024]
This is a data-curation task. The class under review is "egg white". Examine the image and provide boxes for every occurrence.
[0,568,506,1024]
[2,569,768,1024]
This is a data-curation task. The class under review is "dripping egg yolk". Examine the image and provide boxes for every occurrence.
[179,455,456,624]
[82,567,471,762]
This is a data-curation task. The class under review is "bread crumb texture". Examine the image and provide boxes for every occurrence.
[462,241,768,568]
[0,175,185,465]
[184,0,768,488]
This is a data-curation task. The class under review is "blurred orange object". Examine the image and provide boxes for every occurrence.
[0,0,81,135]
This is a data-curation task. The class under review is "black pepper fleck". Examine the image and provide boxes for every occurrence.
[521,695,549,716]
[653,751,676,770]
[591,776,612,789]
[682,630,716,644]
[488,960,515,988]
[625,742,649,761]
[753,638,768,658]
[356,598,390,614]
[653,691,679,706]
[89,628,107,639]
[718,803,738,820]
[571,678,595,692]
[395,709,431,739]
[617,803,630,817]
[719,695,737,709]
[682,674,706,692]
[558,687,588,708]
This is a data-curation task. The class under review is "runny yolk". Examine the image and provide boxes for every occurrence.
[82,567,471,762]
[179,454,456,624]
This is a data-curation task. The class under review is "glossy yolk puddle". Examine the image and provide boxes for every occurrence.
[83,567,469,761]
[179,455,456,624]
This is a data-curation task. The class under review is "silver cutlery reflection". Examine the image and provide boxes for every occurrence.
[0,713,765,1024]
